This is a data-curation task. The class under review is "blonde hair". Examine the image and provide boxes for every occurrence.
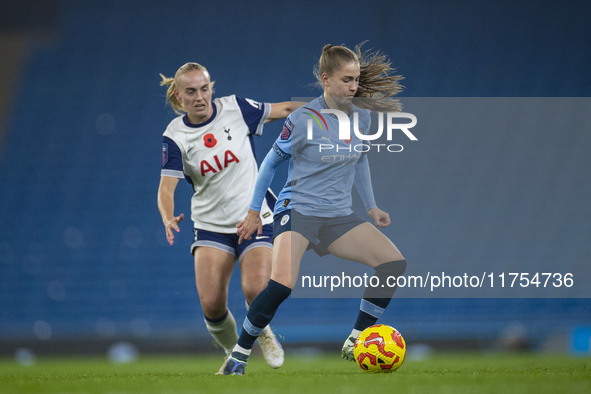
[314,42,404,111]
[159,62,215,115]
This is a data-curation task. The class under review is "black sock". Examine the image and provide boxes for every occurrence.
[236,279,291,351]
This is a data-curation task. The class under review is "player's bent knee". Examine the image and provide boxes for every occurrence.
[270,274,295,290]
[376,245,404,267]
[376,259,407,277]
[366,252,404,268]
[200,299,228,320]
[363,259,407,299]
[242,285,266,304]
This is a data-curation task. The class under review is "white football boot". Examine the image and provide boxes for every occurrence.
[258,326,284,368]
[215,354,230,375]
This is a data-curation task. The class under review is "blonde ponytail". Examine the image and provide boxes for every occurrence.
[355,42,404,112]
[159,73,184,114]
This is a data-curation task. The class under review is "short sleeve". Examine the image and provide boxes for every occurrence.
[161,136,184,178]
[273,115,294,156]
[235,96,271,136]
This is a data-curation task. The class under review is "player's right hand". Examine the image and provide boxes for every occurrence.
[236,209,262,244]
[164,213,184,245]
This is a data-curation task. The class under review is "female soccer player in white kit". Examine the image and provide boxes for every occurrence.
[224,44,407,375]
[157,62,298,373]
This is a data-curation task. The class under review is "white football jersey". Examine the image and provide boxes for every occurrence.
[161,95,275,233]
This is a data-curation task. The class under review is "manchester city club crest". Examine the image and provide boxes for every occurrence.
[280,214,290,226]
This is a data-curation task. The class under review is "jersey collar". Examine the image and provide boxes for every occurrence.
[319,95,357,116]
[183,102,218,128]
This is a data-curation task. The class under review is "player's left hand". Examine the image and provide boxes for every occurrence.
[236,209,262,244]
[367,207,391,228]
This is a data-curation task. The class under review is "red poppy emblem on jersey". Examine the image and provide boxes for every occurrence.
[203,133,217,148]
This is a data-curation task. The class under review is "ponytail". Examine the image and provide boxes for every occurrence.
[159,73,184,114]
[355,42,404,112]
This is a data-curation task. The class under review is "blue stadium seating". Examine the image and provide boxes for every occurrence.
[0,0,590,351]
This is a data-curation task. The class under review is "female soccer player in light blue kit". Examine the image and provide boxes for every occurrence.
[157,62,300,374]
[224,44,407,375]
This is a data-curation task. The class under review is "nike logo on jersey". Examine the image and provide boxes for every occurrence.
[255,235,270,240]
[245,98,263,110]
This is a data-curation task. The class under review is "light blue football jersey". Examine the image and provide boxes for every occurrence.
[253,95,374,217]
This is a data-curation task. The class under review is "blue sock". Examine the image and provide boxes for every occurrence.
[353,260,406,331]
[235,279,291,352]
[354,298,388,331]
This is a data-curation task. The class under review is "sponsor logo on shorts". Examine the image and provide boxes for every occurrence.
[280,214,290,226]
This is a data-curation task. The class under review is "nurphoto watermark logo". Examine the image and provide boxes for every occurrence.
[303,103,418,153]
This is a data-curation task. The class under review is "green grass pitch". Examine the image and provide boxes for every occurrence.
[1,352,590,393]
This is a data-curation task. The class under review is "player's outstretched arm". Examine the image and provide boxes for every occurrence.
[236,209,262,245]
[157,176,184,245]
[267,101,305,122]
